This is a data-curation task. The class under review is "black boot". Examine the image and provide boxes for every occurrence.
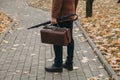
[45,64,63,73]
[63,63,73,71]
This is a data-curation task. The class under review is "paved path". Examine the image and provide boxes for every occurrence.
[0,0,111,80]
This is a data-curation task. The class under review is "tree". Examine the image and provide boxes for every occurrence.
[86,0,94,17]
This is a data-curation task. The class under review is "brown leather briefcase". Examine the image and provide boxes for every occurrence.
[40,26,71,46]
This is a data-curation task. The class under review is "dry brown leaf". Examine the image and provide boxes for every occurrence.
[13,44,20,47]
[0,11,12,34]
[11,48,17,50]
[88,77,99,80]
[81,57,89,63]
[113,68,120,71]
[47,58,54,62]
[99,66,104,69]
[98,73,104,77]
[2,40,8,44]
[16,70,20,73]
[73,66,79,70]
[54,73,60,75]
[31,54,36,57]
[1,49,6,52]
[23,71,29,74]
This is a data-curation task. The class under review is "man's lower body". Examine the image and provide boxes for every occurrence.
[45,21,74,72]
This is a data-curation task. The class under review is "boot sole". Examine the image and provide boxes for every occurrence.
[45,68,63,73]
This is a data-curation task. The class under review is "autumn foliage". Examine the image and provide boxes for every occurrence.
[78,0,120,76]
[0,11,12,34]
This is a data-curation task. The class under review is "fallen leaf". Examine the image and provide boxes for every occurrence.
[16,70,20,73]
[2,40,8,44]
[1,49,6,52]
[81,57,89,63]
[31,54,36,56]
[88,77,99,80]
[47,58,54,62]
[54,73,60,75]
[13,44,20,47]
[11,48,17,50]
[92,58,97,61]
[98,73,104,77]
[98,66,104,69]
[23,71,29,74]
[73,66,79,70]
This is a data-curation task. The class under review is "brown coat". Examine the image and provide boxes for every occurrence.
[52,0,79,21]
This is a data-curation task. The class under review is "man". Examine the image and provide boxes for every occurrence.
[45,0,79,72]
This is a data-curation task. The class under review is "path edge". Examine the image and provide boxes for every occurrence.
[74,20,120,80]
[0,19,15,44]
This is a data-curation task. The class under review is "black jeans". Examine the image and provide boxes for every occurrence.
[53,21,74,67]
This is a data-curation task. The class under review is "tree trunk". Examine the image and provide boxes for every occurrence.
[86,0,94,17]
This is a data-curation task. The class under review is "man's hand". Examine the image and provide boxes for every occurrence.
[51,18,57,24]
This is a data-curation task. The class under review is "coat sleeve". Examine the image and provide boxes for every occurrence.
[52,0,63,18]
